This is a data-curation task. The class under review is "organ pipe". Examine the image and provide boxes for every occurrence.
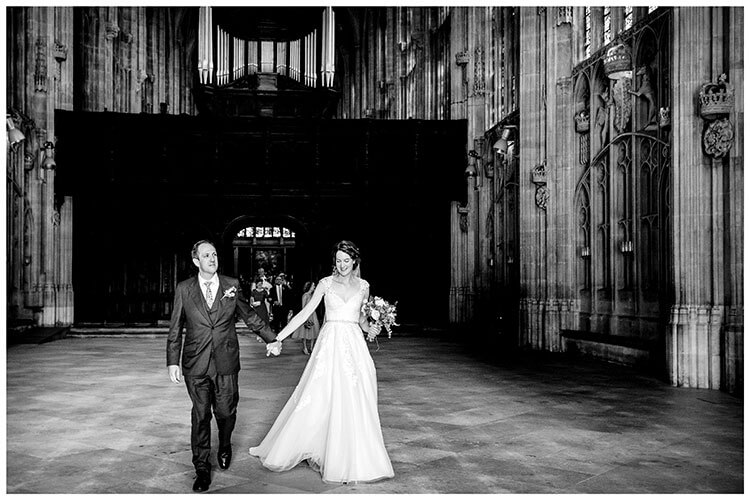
[321,7,335,87]
[198,6,213,84]
[261,41,274,72]
[249,40,258,73]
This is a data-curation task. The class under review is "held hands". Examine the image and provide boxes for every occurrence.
[366,322,382,342]
[266,340,283,357]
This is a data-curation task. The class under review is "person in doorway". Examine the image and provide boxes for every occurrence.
[253,267,272,293]
[249,240,394,484]
[166,240,281,492]
[269,274,291,332]
[250,279,271,324]
[251,278,271,343]
[290,281,320,354]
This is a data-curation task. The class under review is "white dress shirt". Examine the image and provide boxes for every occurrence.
[200,274,220,305]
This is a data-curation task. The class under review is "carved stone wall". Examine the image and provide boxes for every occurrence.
[6,6,196,328]
[667,7,743,393]
[75,7,196,114]
[6,7,75,327]
[338,6,742,394]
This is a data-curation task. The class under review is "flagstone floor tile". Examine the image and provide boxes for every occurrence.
[6,333,743,494]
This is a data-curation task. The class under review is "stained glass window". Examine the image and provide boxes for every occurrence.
[624,7,633,30]
[603,7,611,45]
[584,8,592,59]
[236,226,296,239]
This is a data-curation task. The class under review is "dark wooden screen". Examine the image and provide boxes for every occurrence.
[55,110,466,326]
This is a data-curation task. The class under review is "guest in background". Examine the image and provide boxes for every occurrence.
[290,281,320,355]
[250,279,271,324]
[252,267,272,292]
[250,279,271,343]
[270,275,290,332]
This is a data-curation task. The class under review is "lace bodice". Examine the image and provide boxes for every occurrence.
[321,276,369,323]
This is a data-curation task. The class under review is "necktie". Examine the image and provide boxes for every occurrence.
[205,281,214,308]
[277,286,283,306]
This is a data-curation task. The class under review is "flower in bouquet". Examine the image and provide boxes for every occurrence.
[361,296,399,338]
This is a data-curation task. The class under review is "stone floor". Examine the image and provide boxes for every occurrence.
[5,331,744,494]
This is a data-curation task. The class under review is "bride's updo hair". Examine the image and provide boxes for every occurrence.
[332,240,361,270]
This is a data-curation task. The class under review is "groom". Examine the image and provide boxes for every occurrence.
[167,240,281,492]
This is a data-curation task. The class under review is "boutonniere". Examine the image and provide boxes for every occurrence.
[221,286,237,300]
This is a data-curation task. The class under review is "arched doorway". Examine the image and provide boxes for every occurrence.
[221,215,312,296]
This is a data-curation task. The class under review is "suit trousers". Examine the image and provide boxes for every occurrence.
[184,357,239,472]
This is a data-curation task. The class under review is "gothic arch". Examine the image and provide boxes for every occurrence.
[573,72,591,116]
[221,213,310,245]
[221,214,312,285]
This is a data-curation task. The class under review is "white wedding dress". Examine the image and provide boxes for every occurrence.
[249,276,394,484]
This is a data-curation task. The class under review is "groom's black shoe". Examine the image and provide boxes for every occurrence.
[193,470,211,492]
[218,449,232,470]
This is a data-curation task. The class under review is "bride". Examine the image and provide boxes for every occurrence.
[249,240,394,484]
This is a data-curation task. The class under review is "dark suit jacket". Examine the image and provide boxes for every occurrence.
[269,284,286,315]
[166,274,276,376]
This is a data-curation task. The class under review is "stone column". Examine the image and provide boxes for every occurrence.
[53,7,75,111]
[23,8,48,319]
[147,8,166,114]
[450,7,468,120]
[52,7,75,326]
[40,155,57,326]
[468,8,489,298]
[724,6,743,394]
[518,7,547,349]
[545,8,577,352]
[667,7,722,389]
[384,8,396,119]
[448,7,475,324]
[79,7,119,111]
[57,197,75,325]
[450,201,473,324]
[115,6,134,113]
[31,8,56,327]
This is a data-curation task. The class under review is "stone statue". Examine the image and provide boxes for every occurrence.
[629,66,657,128]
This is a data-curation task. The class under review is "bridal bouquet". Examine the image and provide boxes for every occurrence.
[361,296,399,338]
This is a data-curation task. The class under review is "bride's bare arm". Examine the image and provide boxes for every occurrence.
[275,280,326,343]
